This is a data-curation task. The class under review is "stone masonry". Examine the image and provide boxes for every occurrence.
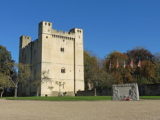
[19,21,84,96]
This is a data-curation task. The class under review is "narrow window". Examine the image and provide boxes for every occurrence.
[60,48,64,52]
[61,68,65,73]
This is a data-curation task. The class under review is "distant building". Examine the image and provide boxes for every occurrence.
[19,21,84,96]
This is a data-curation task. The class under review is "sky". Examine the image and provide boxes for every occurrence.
[0,0,160,62]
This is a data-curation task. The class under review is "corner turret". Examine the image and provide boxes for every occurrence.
[19,35,31,49]
[38,21,52,36]
[69,28,83,43]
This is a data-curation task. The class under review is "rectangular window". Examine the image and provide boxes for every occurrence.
[60,48,64,52]
[61,68,65,73]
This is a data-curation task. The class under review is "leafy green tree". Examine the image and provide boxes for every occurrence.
[0,45,15,96]
[84,51,100,90]
[96,69,114,88]
[0,45,31,97]
[84,51,113,96]
[0,45,15,76]
[0,72,12,97]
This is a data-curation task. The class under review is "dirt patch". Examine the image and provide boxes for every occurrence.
[0,100,159,120]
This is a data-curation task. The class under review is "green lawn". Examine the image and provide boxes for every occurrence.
[5,96,112,101]
[4,96,160,101]
[140,96,160,100]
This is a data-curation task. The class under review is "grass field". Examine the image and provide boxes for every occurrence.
[140,96,160,100]
[4,96,160,101]
[5,96,112,101]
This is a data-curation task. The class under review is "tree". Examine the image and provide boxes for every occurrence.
[104,51,133,84]
[95,69,113,88]
[154,53,160,83]
[0,45,15,96]
[104,51,128,70]
[126,47,156,84]
[12,63,31,97]
[126,47,154,62]
[0,72,12,97]
[84,51,112,96]
[84,51,101,90]
[0,45,15,76]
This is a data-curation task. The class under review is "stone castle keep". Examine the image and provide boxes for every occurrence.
[19,21,84,96]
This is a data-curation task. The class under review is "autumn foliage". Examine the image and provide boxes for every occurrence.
[84,48,160,90]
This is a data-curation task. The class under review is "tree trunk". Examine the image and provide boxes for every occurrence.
[1,89,4,98]
[94,88,97,96]
[14,84,18,97]
[36,87,39,96]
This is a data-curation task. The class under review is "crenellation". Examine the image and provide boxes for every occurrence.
[69,28,83,34]
[52,29,75,36]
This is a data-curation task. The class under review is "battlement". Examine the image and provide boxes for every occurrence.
[38,21,52,35]
[51,29,75,38]
[69,28,83,34]
[52,29,72,35]
[52,28,83,35]
[39,21,52,28]
[38,21,83,37]
[19,35,31,48]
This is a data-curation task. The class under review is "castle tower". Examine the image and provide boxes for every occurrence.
[19,21,84,96]
[69,28,84,93]
[19,35,32,64]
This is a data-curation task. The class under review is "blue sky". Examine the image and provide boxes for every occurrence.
[0,0,160,62]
